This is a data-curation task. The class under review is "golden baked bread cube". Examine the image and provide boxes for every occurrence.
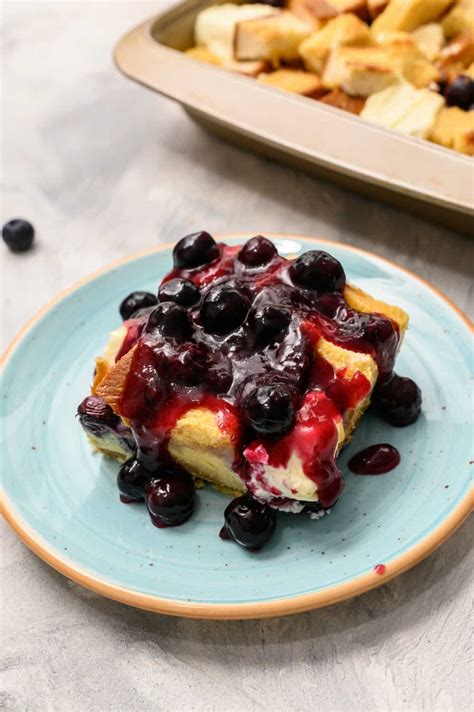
[376,33,440,86]
[430,105,474,154]
[185,47,269,77]
[411,22,445,61]
[465,61,474,77]
[234,11,313,63]
[194,3,281,61]
[303,0,370,21]
[224,58,271,76]
[361,82,444,138]
[299,13,372,74]
[442,0,474,39]
[438,32,474,69]
[319,88,367,112]
[257,68,324,96]
[323,46,399,94]
[371,0,454,34]
[367,0,390,19]
[288,0,324,27]
[185,47,222,65]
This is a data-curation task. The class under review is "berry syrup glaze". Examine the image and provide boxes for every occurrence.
[78,233,422,548]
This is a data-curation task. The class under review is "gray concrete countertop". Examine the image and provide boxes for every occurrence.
[1,3,472,711]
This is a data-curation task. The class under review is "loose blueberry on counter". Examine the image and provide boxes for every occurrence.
[289,250,346,292]
[372,373,422,427]
[145,466,195,527]
[145,302,192,341]
[238,235,277,268]
[120,291,157,320]
[158,278,200,307]
[77,396,120,433]
[117,458,155,503]
[2,219,34,252]
[220,494,277,549]
[173,231,219,269]
[445,76,474,111]
[245,383,295,435]
[200,287,251,336]
[250,304,291,349]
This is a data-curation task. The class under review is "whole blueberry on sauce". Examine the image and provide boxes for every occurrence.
[221,494,276,549]
[173,231,219,269]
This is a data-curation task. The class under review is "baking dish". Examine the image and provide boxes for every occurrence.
[114,0,473,234]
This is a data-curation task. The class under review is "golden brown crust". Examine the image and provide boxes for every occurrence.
[96,346,135,414]
[319,88,366,113]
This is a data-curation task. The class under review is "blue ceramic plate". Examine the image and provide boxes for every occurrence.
[1,235,472,619]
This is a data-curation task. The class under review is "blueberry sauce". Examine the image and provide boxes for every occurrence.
[80,233,422,548]
[348,444,401,475]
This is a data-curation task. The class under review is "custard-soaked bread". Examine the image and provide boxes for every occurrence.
[319,88,366,113]
[299,13,372,74]
[257,68,324,96]
[94,281,408,497]
[234,11,313,63]
[371,0,454,34]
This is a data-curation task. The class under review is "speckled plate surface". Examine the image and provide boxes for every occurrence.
[1,234,472,619]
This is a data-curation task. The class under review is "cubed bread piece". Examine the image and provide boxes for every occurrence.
[195,3,280,60]
[411,22,445,61]
[299,13,372,74]
[185,47,222,65]
[394,89,445,136]
[185,46,269,77]
[367,0,390,19]
[288,0,324,28]
[430,105,474,154]
[438,32,474,69]
[258,68,324,96]
[303,0,370,21]
[375,33,440,86]
[322,46,400,94]
[466,61,474,77]
[442,0,474,39]
[234,11,313,63]
[224,58,271,76]
[319,88,367,112]
[371,0,454,34]
[361,82,445,137]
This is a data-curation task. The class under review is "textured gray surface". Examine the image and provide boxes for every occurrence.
[1,2,473,711]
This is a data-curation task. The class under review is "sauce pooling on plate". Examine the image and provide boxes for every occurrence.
[348,444,401,475]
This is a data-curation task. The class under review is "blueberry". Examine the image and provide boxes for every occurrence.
[362,315,397,346]
[120,291,157,320]
[238,235,277,268]
[445,76,474,111]
[2,219,34,252]
[372,373,422,427]
[245,383,295,435]
[145,302,192,341]
[117,458,154,503]
[289,250,346,292]
[77,395,120,435]
[173,231,219,269]
[158,278,200,307]
[200,287,251,336]
[145,466,195,527]
[220,494,276,549]
[250,305,291,348]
